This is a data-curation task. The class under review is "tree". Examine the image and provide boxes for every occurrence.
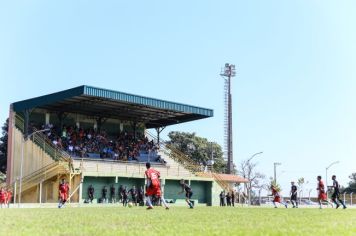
[167,131,226,173]
[0,118,8,174]
[239,159,266,202]
[344,172,356,193]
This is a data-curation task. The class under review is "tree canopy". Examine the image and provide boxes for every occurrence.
[0,118,8,174]
[167,131,227,173]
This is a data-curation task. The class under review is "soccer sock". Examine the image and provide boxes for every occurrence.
[339,199,346,207]
[273,202,277,208]
[146,196,153,207]
[160,196,169,208]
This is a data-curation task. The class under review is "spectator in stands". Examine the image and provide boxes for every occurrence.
[110,185,116,203]
[88,185,94,203]
[102,186,108,203]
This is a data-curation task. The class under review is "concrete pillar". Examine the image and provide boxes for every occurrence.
[45,113,50,125]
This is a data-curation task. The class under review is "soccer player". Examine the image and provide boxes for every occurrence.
[290,181,298,208]
[144,162,169,210]
[316,176,333,209]
[88,185,94,203]
[331,175,347,209]
[6,188,12,208]
[110,185,116,203]
[128,186,138,206]
[118,185,124,203]
[178,179,194,209]
[0,188,6,208]
[122,186,128,207]
[271,185,288,208]
[58,179,70,208]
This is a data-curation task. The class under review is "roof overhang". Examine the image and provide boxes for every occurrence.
[12,85,213,128]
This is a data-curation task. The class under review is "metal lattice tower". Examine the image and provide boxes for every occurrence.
[220,63,236,174]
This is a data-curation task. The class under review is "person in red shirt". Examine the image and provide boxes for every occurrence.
[0,188,6,208]
[58,179,70,208]
[271,185,288,208]
[144,162,169,210]
[317,176,333,209]
[6,189,12,208]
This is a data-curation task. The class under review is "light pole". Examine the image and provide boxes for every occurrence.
[273,162,281,184]
[18,128,49,207]
[247,152,263,205]
[325,161,339,198]
[220,63,236,174]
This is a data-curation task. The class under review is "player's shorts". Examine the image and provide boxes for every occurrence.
[146,186,161,197]
[291,194,297,201]
[186,191,193,199]
[273,196,281,203]
[60,192,68,201]
[318,192,327,201]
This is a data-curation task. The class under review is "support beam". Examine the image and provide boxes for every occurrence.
[155,126,166,145]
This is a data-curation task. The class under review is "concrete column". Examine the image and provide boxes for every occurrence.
[45,113,50,125]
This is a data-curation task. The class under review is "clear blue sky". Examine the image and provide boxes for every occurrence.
[1,1,355,197]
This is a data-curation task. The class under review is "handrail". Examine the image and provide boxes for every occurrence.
[146,130,232,191]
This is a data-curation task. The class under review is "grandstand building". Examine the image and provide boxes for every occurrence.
[6,85,248,206]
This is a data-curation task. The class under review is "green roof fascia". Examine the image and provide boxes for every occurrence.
[83,85,213,117]
[12,85,213,117]
[12,86,85,112]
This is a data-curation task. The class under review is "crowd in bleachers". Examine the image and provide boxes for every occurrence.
[35,123,166,164]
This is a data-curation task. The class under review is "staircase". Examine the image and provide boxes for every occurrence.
[146,131,232,191]
[8,115,79,198]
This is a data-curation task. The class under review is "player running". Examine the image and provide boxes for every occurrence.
[331,175,347,209]
[271,185,288,208]
[178,179,194,209]
[144,162,169,210]
[58,179,70,208]
[0,188,6,208]
[290,181,298,208]
[316,176,333,209]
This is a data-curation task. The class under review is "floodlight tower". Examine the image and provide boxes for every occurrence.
[220,63,236,174]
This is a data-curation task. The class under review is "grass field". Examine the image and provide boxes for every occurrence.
[0,206,355,236]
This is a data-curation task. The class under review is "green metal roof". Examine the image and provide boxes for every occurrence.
[12,85,213,128]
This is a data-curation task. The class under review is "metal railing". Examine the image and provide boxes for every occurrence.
[146,131,232,191]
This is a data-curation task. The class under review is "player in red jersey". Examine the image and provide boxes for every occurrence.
[144,162,169,210]
[0,188,6,208]
[271,185,288,208]
[6,188,12,208]
[58,179,70,208]
[317,176,333,209]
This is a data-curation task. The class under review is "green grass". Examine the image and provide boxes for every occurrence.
[0,206,355,236]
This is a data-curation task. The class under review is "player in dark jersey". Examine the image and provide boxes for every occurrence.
[118,185,124,203]
[179,179,194,209]
[122,186,128,207]
[58,179,70,208]
[110,185,116,203]
[290,181,298,208]
[88,185,94,203]
[128,186,138,206]
[331,175,346,209]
